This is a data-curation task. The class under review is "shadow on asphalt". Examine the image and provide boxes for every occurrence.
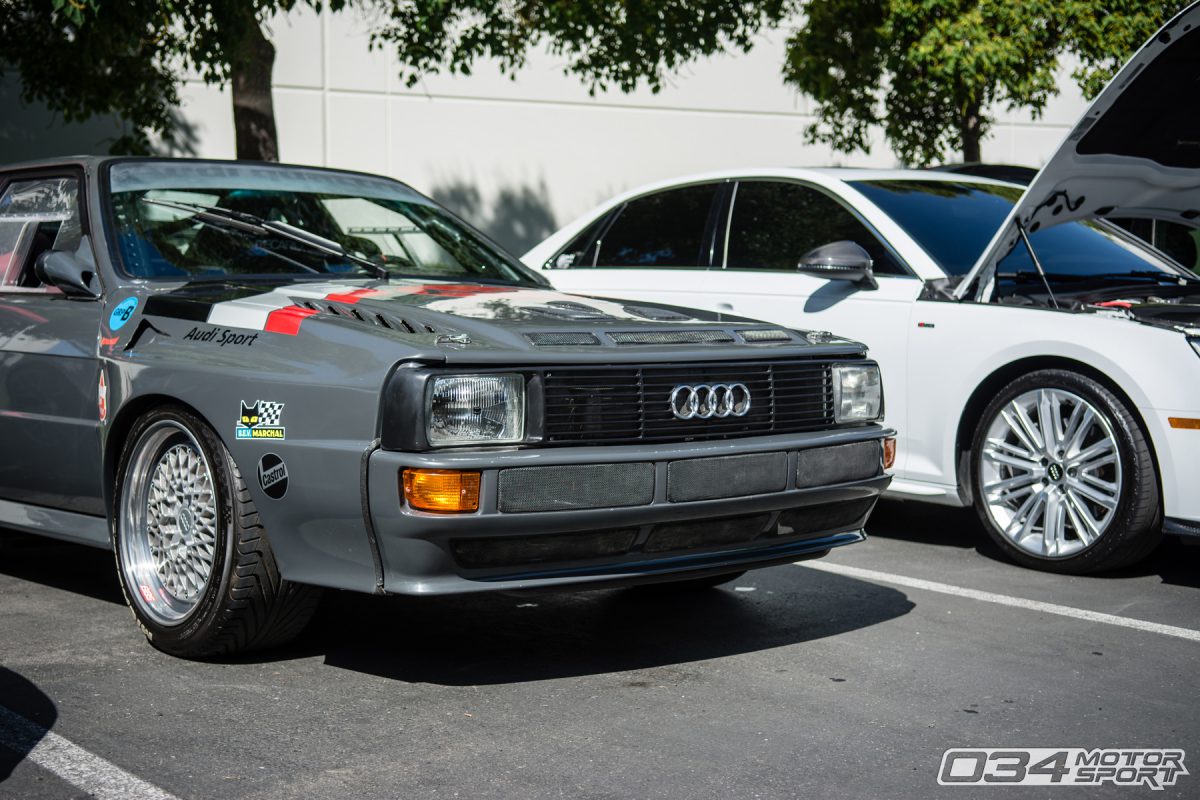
[0,667,57,783]
[254,566,916,685]
[0,531,124,605]
[867,499,1200,589]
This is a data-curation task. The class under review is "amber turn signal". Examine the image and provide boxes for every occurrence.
[1168,417,1200,430]
[883,437,897,470]
[402,469,481,513]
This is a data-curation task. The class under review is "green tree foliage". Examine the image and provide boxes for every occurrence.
[783,0,1183,166]
[2,1,788,159]
[368,1,787,93]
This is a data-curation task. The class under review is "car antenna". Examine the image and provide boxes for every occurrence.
[1016,219,1060,310]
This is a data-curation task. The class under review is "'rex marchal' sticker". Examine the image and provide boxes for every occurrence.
[236,400,286,440]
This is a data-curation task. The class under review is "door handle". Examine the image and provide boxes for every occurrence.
[717,302,734,311]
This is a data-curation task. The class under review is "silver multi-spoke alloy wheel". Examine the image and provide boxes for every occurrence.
[119,420,220,626]
[979,388,1122,559]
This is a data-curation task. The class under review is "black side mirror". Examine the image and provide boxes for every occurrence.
[35,247,100,299]
[797,240,878,290]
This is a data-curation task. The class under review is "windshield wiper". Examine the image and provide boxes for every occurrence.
[140,197,389,281]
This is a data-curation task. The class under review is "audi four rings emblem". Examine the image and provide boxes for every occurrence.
[668,383,752,420]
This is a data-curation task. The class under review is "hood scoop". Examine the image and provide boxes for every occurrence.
[621,304,693,322]
[528,301,619,321]
[291,298,442,335]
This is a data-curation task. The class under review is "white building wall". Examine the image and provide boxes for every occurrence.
[8,5,1092,254]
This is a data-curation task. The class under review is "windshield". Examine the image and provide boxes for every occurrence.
[849,179,1181,282]
[106,162,541,286]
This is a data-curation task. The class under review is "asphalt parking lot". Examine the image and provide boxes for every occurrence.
[2,500,1197,800]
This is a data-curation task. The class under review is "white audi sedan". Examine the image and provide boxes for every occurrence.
[523,4,1200,573]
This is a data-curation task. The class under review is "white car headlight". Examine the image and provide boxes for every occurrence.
[427,374,525,446]
[832,363,883,423]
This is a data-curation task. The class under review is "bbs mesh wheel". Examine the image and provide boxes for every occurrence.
[113,405,320,657]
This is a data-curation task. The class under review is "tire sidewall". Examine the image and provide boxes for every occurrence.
[969,369,1155,573]
[112,405,237,653]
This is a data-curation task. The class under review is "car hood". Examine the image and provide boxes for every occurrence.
[138,278,863,360]
[956,1,1200,300]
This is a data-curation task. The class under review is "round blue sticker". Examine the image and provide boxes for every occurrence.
[109,297,139,331]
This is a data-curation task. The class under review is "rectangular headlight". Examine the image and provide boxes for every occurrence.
[832,363,883,423]
[427,374,525,446]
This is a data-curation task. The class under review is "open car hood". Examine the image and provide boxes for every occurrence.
[955,1,1200,300]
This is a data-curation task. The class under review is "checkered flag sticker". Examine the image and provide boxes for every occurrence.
[256,401,284,426]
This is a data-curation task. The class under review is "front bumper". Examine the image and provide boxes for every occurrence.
[366,427,892,594]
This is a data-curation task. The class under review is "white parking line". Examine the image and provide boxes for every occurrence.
[799,561,1200,643]
[0,704,181,800]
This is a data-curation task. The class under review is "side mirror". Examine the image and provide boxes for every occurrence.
[35,249,101,299]
[797,240,878,290]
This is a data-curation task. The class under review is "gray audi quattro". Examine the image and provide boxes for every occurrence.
[0,157,893,657]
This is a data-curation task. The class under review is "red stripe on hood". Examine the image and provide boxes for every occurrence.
[264,306,319,335]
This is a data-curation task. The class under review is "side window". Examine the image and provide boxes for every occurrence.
[595,184,720,268]
[726,181,907,276]
[547,215,609,269]
[0,177,81,289]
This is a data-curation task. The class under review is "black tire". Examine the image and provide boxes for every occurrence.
[112,405,321,658]
[969,369,1161,574]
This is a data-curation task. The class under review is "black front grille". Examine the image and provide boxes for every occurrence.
[541,360,835,445]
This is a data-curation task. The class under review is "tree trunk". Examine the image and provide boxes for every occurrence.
[230,15,279,161]
[959,103,982,163]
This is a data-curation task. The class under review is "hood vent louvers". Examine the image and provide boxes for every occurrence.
[293,299,434,335]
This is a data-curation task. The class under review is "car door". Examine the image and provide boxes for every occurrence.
[0,172,105,515]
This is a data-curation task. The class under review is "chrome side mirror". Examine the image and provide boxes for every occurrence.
[797,240,878,290]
